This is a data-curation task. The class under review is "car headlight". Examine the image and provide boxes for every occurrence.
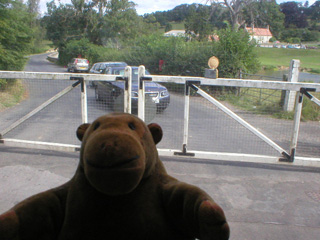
[160,90,169,97]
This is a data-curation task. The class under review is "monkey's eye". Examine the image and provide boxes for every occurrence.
[128,122,136,130]
[93,122,100,131]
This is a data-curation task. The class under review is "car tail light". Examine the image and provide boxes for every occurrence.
[86,60,89,64]
[75,59,78,63]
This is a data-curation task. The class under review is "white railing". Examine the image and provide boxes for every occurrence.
[1,65,320,167]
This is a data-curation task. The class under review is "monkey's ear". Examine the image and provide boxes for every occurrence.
[148,123,163,145]
[76,123,90,141]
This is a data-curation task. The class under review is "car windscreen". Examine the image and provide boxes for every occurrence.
[77,59,87,63]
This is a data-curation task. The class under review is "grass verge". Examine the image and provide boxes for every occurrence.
[255,47,320,74]
[0,80,26,112]
[220,89,320,121]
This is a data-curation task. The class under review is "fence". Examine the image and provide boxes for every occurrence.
[0,65,320,167]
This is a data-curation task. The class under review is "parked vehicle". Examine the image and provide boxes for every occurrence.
[94,66,170,113]
[89,62,128,74]
[67,58,90,73]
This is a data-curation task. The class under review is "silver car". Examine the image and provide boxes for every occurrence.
[67,58,89,73]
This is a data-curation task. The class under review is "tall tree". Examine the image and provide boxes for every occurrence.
[0,0,33,72]
[185,4,213,40]
[205,0,252,31]
[222,0,249,30]
[280,1,308,28]
[242,0,285,39]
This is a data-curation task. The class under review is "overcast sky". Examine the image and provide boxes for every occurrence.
[38,0,315,16]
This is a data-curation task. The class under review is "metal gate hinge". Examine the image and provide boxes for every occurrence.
[174,144,195,157]
[139,76,152,89]
[279,151,294,163]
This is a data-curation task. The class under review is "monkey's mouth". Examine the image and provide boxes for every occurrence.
[85,155,140,169]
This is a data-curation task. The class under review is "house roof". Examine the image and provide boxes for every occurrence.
[246,27,272,37]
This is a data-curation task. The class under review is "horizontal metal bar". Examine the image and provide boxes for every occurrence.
[0,71,121,81]
[1,71,319,92]
[301,90,320,107]
[1,138,80,152]
[158,149,320,167]
[150,75,320,92]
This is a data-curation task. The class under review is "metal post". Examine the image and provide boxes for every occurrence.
[183,83,190,154]
[138,66,146,121]
[283,59,300,111]
[289,90,304,162]
[124,66,132,114]
[81,79,88,123]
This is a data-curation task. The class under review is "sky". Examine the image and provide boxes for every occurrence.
[38,0,316,16]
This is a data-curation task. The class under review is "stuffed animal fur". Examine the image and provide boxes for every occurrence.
[0,113,229,240]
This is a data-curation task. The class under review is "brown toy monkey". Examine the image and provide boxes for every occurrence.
[0,113,229,240]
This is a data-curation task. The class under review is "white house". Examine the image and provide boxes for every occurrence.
[245,26,273,44]
[164,30,187,37]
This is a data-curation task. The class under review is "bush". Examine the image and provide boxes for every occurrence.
[281,28,320,42]
[269,37,277,42]
[124,34,213,76]
[59,29,261,79]
[213,28,260,78]
[287,37,301,43]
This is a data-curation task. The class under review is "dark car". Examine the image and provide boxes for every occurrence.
[94,66,170,113]
[89,62,128,74]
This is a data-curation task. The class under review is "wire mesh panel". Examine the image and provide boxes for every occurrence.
[187,86,291,156]
[1,78,82,145]
[150,83,185,150]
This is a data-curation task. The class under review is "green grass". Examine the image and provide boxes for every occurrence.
[159,21,185,33]
[30,40,54,54]
[255,47,320,73]
[170,22,185,30]
[0,80,26,112]
[221,89,320,121]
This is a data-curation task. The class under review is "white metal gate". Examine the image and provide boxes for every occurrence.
[1,66,320,167]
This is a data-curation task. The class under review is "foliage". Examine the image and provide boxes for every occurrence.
[44,0,152,48]
[214,27,260,77]
[280,28,319,42]
[242,1,285,39]
[124,34,212,76]
[123,27,260,78]
[59,38,100,65]
[0,0,33,72]
[61,28,260,78]
[280,1,308,28]
[184,4,214,41]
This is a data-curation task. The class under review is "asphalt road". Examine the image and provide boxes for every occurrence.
[1,53,320,240]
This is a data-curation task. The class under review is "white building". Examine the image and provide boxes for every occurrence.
[164,30,187,37]
[245,26,273,44]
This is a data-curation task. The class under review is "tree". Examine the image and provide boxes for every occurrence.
[280,1,308,28]
[307,0,320,30]
[242,0,285,39]
[0,0,33,71]
[214,27,260,77]
[222,0,249,30]
[185,4,213,40]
